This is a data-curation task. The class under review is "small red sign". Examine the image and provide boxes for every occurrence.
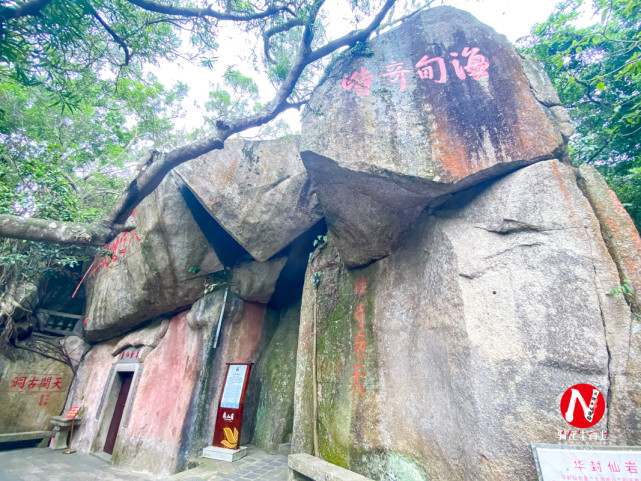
[560,384,605,428]
[212,363,252,450]
[65,406,81,419]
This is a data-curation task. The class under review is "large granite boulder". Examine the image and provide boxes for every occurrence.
[0,346,73,437]
[84,173,223,341]
[176,138,324,262]
[301,6,569,266]
[292,160,637,480]
[576,164,641,442]
[231,257,288,303]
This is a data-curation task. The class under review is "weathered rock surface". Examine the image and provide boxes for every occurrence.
[250,301,300,453]
[111,319,170,355]
[176,138,324,262]
[0,346,73,436]
[84,173,223,342]
[577,163,641,443]
[577,164,641,313]
[62,336,90,370]
[301,6,567,266]
[292,160,634,480]
[231,257,288,303]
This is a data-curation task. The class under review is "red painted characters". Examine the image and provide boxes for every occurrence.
[349,276,369,394]
[340,46,490,96]
[342,67,376,96]
[91,209,142,277]
[9,374,65,406]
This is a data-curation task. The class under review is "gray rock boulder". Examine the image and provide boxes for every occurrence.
[84,173,223,341]
[231,257,288,303]
[301,6,567,266]
[176,138,324,262]
[0,346,73,436]
[292,160,634,480]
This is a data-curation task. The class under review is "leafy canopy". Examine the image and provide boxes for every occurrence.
[520,0,641,226]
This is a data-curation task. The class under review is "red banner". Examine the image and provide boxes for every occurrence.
[212,363,253,450]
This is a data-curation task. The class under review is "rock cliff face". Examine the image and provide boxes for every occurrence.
[301,7,570,267]
[292,160,639,481]
[83,173,223,341]
[290,6,641,481]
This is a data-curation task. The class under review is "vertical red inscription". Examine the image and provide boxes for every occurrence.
[349,277,368,394]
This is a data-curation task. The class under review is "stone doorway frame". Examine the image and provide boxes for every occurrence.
[91,359,144,457]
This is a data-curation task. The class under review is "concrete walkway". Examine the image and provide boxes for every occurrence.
[0,446,288,481]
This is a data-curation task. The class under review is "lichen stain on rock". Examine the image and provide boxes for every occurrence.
[215,157,238,188]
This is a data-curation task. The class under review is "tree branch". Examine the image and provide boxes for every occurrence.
[102,0,329,227]
[263,17,305,61]
[0,0,53,23]
[0,0,399,245]
[308,0,396,63]
[86,4,131,66]
[125,0,288,21]
[0,215,130,246]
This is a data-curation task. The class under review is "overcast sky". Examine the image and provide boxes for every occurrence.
[150,0,564,135]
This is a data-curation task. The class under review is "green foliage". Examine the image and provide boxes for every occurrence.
[204,67,260,122]
[312,235,327,248]
[0,238,100,282]
[204,269,231,294]
[0,74,186,221]
[606,278,634,297]
[0,11,187,277]
[0,0,183,111]
[520,0,641,227]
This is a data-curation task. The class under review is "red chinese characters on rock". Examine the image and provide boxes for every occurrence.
[415,55,447,83]
[349,277,368,394]
[340,46,490,96]
[91,209,142,277]
[119,348,141,360]
[450,47,490,80]
[9,374,64,400]
[342,67,375,96]
[380,61,411,92]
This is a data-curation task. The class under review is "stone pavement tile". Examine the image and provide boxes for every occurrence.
[0,448,157,481]
[0,445,288,481]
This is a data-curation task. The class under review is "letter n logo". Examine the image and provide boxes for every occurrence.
[560,383,605,428]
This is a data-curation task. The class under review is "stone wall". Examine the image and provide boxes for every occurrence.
[248,301,301,453]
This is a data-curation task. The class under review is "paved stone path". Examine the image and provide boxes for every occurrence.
[169,446,288,481]
[0,446,157,480]
[0,445,288,480]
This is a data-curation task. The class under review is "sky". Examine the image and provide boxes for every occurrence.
[150,0,565,135]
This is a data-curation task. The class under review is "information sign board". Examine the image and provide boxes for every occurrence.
[212,363,253,450]
[532,444,641,481]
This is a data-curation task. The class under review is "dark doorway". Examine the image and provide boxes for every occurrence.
[104,371,133,454]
